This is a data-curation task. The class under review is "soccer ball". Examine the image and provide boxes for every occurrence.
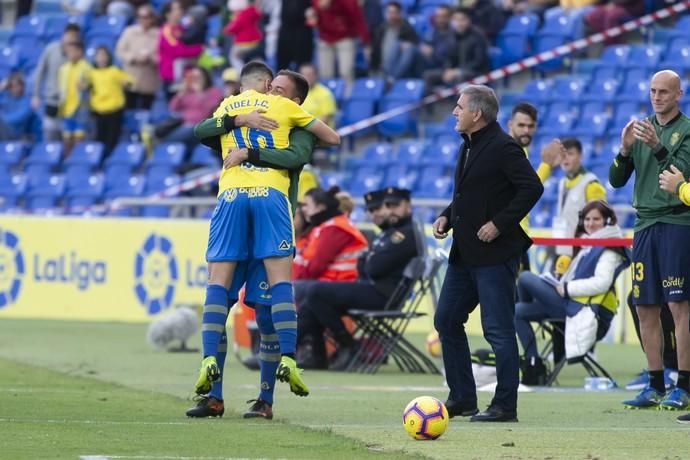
[402,396,449,440]
[426,331,442,358]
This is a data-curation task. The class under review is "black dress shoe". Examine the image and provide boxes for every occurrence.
[445,399,479,418]
[470,406,518,422]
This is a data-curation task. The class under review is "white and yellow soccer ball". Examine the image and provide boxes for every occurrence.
[425,331,442,358]
[402,396,449,440]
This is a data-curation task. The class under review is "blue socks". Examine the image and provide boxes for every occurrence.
[202,284,229,359]
[270,282,297,356]
[209,329,228,401]
[256,304,280,405]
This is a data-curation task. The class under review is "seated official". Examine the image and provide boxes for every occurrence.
[293,186,368,282]
[296,187,419,371]
[515,200,630,385]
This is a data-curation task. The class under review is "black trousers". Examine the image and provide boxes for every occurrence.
[94,109,123,155]
[296,280,387,347]
[125,90,155,110]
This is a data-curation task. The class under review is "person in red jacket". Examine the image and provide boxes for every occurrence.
[306,0,370,85]
[224,0,264,73]
[294,186,368,281]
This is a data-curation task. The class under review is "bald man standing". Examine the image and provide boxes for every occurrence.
[610,70,690,415]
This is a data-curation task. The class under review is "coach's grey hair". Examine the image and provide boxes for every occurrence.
[459,85,499,123]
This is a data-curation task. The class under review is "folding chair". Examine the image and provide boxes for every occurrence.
[345,219,443,374]
[535,318,616,387]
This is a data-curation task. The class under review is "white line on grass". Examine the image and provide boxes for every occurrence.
[0,418,269,427]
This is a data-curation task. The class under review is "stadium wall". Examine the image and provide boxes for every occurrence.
[0,216,635,344]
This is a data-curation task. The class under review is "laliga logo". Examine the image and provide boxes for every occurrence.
[134,234,178,315]
[0,229,24,309]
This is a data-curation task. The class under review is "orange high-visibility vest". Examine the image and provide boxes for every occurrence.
[294,214,368,281]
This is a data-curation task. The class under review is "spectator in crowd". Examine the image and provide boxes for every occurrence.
[296,187,418,371]
[277,0,313,71]
[104,0,147,19]
[32,23,82,141]
[362,0,384,39]
[307,0,370,86]
[336,190,354,216]
[0,73,33,141]
[551,138,607,257]
[585,0,644,44]
[432,85,543,422]
[89,46,132,155]
[221,67,240,97]
[370,1,418,82]
[462,0,506,41]
[515,200,629,385]
[58,41,91,157]
[417,5,455,73]
[179,3,209,46]
[159,66,222,153]
[224,0,264,73]
[611,70,690,414]
[158,0,204,100]
[423,8,489,90]
[293,186,368,282]
[299,63,337,126]
[116,4,160,110]
[260,0,282,65]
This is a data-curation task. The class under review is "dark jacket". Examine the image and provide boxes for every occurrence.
[445,26,490,79]
[370,20,418,72]
[440,121,543,266]
[356,216,418,297]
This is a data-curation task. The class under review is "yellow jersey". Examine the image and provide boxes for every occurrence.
[213,89,316,195]
[90,66,132,114]
[58,59,92,117]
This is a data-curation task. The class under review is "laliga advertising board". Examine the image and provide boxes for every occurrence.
[0,216,211,321]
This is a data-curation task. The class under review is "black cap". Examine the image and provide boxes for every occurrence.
[382,187,411,204]
[364,189,386,211]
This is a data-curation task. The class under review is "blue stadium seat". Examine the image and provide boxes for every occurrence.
[144,172,181,194]
[190,145,220,168]
[319,171,348,190]
[24,142,63,172]
[589,65,618,85]
[86,15,127,42]
[149,142,186,167]
[25,173,66,212]
[571,114,610,139]
[623,67,651,87]
[377,79,425,137]
[416,176,452,199]
[206,14,221,42]
[15,41,42,72]
[548,77,586,103]
[106,142,146,168]
[519,80,553,104]
[581,79,621,103]
[0,142,27,168]
[495,32,529,66]
[104,174,146,200]
[579,101,607,119]
[322,79,345,105]
[616,79,650,104]
[349,78,385,102]
[539,112,575,137]
[538,12,578,38]
[64,141,104,168]
[502,13,540,36]
[625,45,662,70]
[489,46,503,70]
[533,35,568,72]
[10,15,46,42]
[349,167,384,197]
[0,47,20,71]
[34,0,65,14]
[0,172,27,211]
[382,163,410,184]
[673,15,690,32]
[597,45,630,68]
[397,140,429,165]
[339,99,376,137]
[65,174,105,214]
[660,45,690,72]
[417,165,445,184]
[355,142,395,167]
[408,14,430,38]
[422,141,459,168]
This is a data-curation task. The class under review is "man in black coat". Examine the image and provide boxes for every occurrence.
[432,85,543,422]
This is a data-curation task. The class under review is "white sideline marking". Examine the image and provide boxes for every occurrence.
[0,418,267,427]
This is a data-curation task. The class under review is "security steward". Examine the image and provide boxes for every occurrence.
[296,187,419,371]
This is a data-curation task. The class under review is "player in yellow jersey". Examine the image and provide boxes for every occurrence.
[189,62,339,417]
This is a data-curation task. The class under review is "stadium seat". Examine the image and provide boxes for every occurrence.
[581,79,621,103]
[148,142,186,167]
[10,15,46,42]
[34,0,65,14]
[190,145,220,168]
[319,171,349,190]
[397,140,429,165]
[502,13,540,36]
[616,79,650,104]
[25,173,66,212]
[570,114,610,139]
[579,101,607,119]
[353,142,395,167]
[495,32,529,66]
[422,141,459,168]
[64,141,104,169]
[589,65,618,85]
[348,168,384,197]
[383,163,413,186]
[597,45,631,68]
[0,46,20,71]
[104,174,146,200]
[0,172,27,211]
[377,79,424,137]
[0,142,27,168]
[85,15,127,42]
[339,99,376,138]
[539,112,575,137]
[24,142,63,174]
[349,78,385,103]
[625,45,662,70]
[533,35,568,72]
[660,45,690,72]
[538,12,578,38]
[547,77,587,103]
[322,78,345,105]
[65,174,105,214]
[519,80,553,104]
[415,176,452,198]
[106,142,146,168]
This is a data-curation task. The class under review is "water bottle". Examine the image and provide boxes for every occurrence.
[584,377,616,391]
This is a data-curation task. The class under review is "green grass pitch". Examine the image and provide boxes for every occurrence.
[0,319,688,460]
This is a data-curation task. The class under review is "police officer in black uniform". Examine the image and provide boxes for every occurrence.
[296,187,419,370]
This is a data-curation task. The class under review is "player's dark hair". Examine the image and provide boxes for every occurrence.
[573,200,618,257]
[561,138,582,154]
[277,69,309,105]
[305,186,341,212]
[240,60,274,85]
[511,102,538,123]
